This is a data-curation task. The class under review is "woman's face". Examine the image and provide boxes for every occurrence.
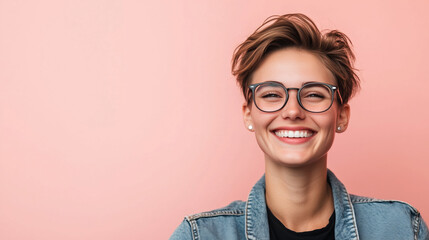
[243,48,350,167]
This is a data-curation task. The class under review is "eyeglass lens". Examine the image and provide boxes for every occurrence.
[254,83,333,112]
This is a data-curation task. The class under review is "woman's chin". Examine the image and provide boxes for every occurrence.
[268,155,314,168]
[264,148,328,168]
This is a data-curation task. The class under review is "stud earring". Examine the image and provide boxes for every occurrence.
[248,125,253,130]
[337,126,341,131]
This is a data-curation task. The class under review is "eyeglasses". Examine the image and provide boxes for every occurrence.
[248,81,343,113]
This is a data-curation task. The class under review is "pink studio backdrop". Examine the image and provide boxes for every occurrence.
[0,0,428,239]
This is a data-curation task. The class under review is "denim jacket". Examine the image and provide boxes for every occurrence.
[170,170,429,239]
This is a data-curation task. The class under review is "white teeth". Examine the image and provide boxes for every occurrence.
[274,130,314,138]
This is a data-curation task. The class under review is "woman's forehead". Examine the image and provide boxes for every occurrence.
[251,48,336,86]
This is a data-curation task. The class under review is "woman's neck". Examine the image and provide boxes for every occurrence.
[265,158,334,232]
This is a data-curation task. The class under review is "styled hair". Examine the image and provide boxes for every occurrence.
[231,13,360,104]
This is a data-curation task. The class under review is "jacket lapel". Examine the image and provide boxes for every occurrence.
[245,175,270,240]
[328,170,360,240]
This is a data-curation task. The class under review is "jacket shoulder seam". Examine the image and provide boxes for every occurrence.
[412,212,421,240]
[350,195,419,214]
[186,218,199,240]
[185,209,245,221]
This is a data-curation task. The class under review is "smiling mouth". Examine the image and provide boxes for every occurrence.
[274,130,314,138]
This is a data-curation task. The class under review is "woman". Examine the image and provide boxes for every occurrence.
[170,13,428,240]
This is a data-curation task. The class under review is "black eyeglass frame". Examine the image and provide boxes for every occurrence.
[247,81,344,113]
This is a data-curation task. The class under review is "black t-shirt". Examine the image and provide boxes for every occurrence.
[267,206,335,240]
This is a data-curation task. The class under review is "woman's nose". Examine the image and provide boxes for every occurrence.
[280,91,306,120]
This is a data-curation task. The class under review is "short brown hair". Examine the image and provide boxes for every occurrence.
[231,13,360,104]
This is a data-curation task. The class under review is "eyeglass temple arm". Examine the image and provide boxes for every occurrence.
[335,88,344,104]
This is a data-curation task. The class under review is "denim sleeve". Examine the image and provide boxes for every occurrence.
[169,219,193,240]
[419,216,429,240]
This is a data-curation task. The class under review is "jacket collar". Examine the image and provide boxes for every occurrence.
[245,169,360,240]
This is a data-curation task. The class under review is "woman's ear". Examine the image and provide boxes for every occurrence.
[242,102,254,131]
[336,103,350,133]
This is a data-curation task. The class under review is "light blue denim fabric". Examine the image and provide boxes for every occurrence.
[170,170,429,239]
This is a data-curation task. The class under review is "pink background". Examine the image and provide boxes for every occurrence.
[0,0,428,239]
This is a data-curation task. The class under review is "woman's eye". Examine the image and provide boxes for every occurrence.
[305,93,325,99]
[262,93,281,98]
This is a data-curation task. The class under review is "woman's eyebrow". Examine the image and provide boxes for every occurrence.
[301,81,333,86]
